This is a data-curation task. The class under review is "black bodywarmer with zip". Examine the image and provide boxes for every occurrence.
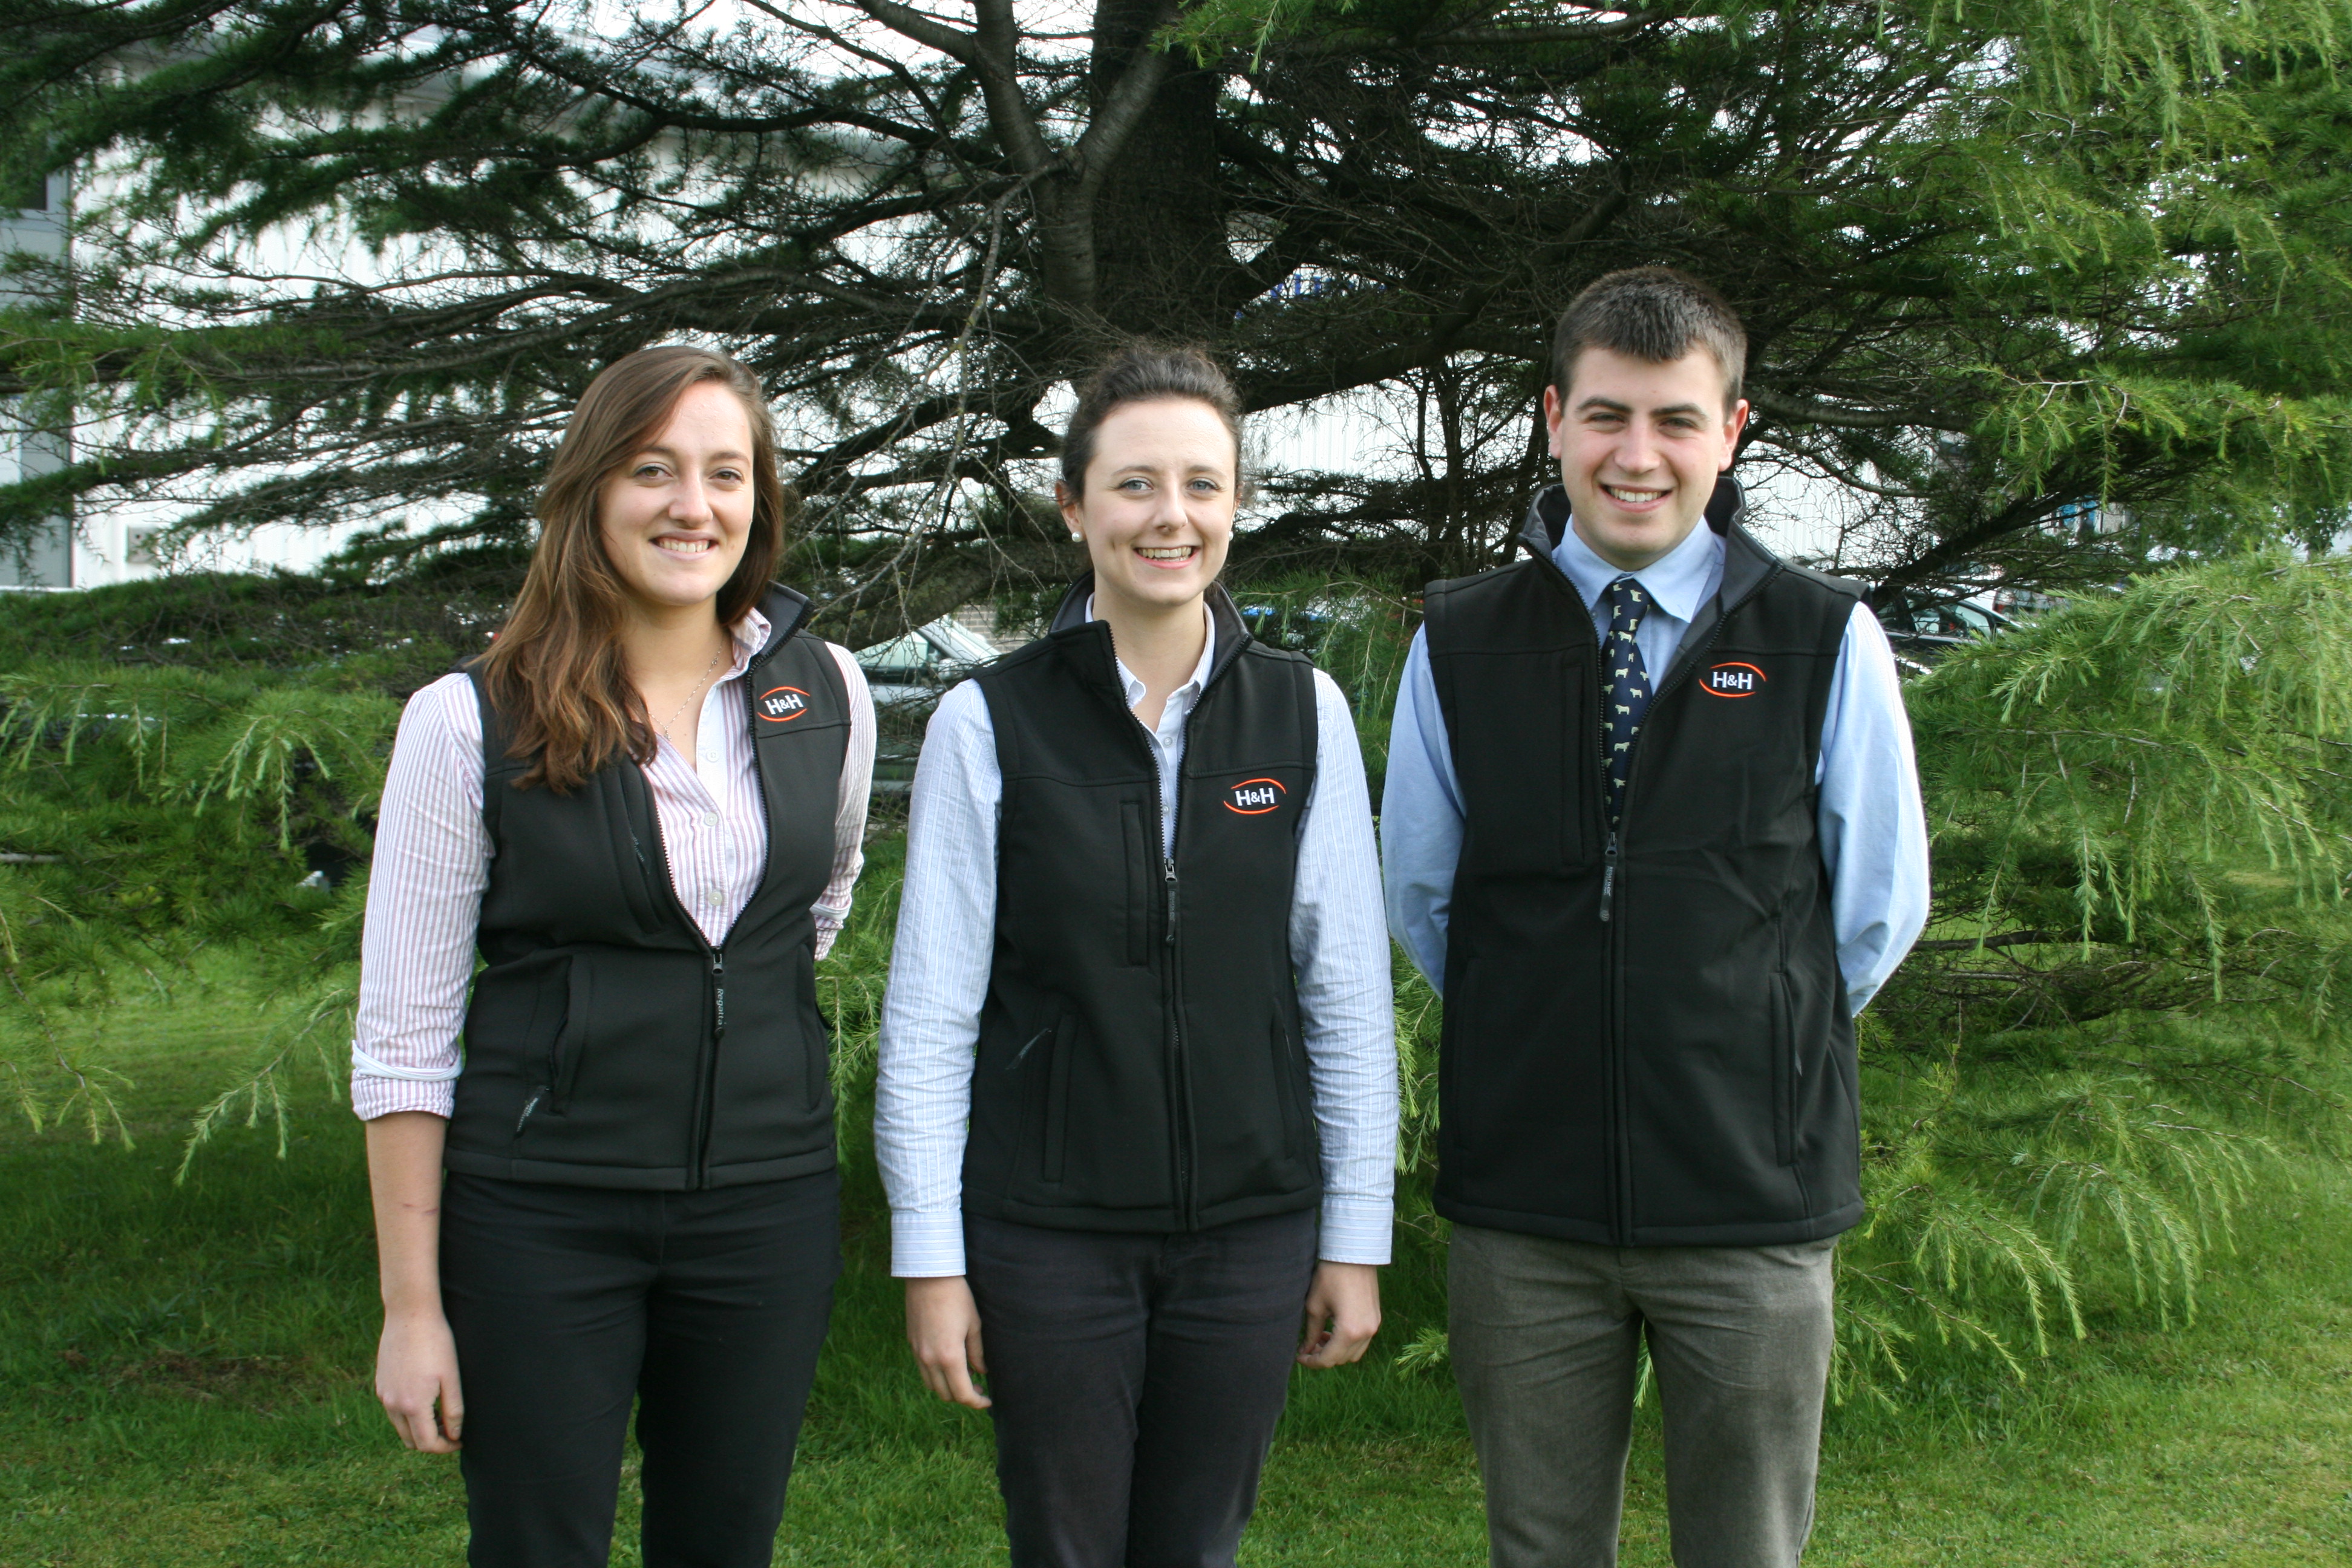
[962,580,1322,1233]
[442,585,850,1191]
[1425,480,1866,1246]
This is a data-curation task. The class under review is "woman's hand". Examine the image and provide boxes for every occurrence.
[906,1275,991,1409]
[1298,1261,1381,1368]
[377,1308,465,1452]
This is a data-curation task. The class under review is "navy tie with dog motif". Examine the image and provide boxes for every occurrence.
[1602,575,1653,826]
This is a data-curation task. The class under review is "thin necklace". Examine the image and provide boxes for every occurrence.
[656,644,727,753]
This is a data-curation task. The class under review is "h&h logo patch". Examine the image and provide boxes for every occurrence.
[1699,662,1765,698]
[1224,777,1285,815]
[757,685,811,722]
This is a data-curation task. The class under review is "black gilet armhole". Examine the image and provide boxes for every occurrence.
[464,667,511,838]
[1296,655,1321,805]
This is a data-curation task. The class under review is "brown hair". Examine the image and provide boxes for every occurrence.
[1550,267,1747,412]
[479,345,786,792]
[1060,342,1244,493]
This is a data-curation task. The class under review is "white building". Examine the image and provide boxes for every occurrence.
[0,172,75,587]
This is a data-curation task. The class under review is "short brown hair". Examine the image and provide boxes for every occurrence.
[480,345,787,792]
[1060,342,1244,492]
[1550,268,1746,411]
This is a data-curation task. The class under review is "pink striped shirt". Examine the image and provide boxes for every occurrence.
[350,611,876,1120]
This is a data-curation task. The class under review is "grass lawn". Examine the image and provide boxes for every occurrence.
[5,962,2351,1566]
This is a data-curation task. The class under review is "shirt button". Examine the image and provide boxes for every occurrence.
[704,812,719,828]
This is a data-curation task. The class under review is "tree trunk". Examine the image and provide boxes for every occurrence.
[1086,0,1230,339]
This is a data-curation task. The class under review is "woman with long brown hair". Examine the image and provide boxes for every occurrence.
[352,345,874,1566]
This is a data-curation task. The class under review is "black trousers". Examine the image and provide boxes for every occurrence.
[438,1169,840,1568]
[963,1208,1319,1568]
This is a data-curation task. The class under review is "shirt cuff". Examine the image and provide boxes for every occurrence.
[890,1209,968,1277]
[351,1073,454,1121]
[1318,1195,1394,1266]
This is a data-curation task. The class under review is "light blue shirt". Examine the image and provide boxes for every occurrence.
[1382,515,1930,1014]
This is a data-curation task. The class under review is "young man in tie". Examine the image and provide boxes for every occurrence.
[1382,267,1930,1567]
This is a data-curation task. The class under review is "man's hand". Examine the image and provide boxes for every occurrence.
[1298,1261,1381,1368]
[906,1275,991,1408]
[376,1308,464,1452]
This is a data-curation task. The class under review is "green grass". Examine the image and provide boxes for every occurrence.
[4,966,2351,1566]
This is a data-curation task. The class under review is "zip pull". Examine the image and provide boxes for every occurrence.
[1008,1027,1050,1071]
[711,954,727,1035]
[515,1091,543,1135]
[1600,832,1619,923]
[1164,857,1180,946]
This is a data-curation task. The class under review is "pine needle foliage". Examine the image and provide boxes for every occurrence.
[1839,555,2352,1400]
[0,641,396,1146]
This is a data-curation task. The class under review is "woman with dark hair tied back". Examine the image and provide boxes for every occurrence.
[353,345,875,1567]
[876,343,1397,1566]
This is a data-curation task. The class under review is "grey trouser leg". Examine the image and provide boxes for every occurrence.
[1449,1226,1836,1568]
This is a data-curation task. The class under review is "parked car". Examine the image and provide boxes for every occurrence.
[854,615,1001,792]
[1875,590,2016,671]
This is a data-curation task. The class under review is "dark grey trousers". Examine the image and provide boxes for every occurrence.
[963,1209,1319,1568]
[1449,1225,1837,1568]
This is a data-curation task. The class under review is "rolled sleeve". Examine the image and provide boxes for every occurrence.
[350,675,489,1121]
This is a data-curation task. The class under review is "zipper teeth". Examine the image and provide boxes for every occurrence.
[1121,627,1206,1230]
[1590,555,1781,1245]
[648,641,785,1191]
[1142,711,1192,1229]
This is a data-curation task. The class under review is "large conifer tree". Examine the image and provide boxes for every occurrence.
[1,0,2347,632]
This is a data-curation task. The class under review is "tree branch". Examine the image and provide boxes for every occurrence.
[1260,8,1666,59]
[1070,0,1180,189]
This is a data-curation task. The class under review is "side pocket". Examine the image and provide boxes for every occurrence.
[549,956,586,1112]
[1771,970,1795,1168]
[514,953,577,1144]
[1042,1014,1072,1184]
[1437,960,1472,1159]
[1271,1018,1312,1164]
[1122,800,1149,967]
[801,944,831,1116]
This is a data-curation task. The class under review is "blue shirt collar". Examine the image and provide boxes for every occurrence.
[1551,512,1725,626]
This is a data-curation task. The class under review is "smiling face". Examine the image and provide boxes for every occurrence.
[1057,397,1238,619]
[1545,344,1751,572]
[596,379,758,618]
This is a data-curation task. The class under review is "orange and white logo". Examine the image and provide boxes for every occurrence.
[757,685,811,722]
[1700,662,1766,698]
[1225,777,1285,814]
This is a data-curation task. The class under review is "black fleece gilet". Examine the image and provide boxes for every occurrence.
[443,585,849,1191]
[963,580,1322,1233]
[1425,479,1866,1246]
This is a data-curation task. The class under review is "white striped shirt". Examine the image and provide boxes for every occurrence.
[875,618,1399,1276]
[349,611,875,1121]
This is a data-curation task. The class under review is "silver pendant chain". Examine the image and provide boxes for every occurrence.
[656,645,727,754]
